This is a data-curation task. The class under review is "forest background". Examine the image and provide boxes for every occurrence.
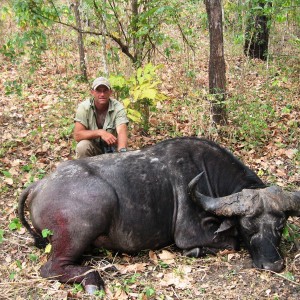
[0,0,299,299]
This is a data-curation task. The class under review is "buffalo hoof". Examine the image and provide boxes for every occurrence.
[183,247,218,258]
[85,285,100,295]
[184,248,201,257]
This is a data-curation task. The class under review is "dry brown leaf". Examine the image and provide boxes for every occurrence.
[9,167,19,176]
[149,250,158,264]
[11,159,22,167]
[116,263,147,274]
[158,250,176,264]
[113,289,128,300]
[4,177,13,185]
[284,148,298,159]
[228,253,241,261]
[160,271,191,289]
[219,249,237,256]
[276,169,286,177]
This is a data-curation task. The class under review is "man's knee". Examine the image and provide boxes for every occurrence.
[76,140,102,158]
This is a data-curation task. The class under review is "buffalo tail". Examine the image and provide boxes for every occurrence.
[18,182,47,249]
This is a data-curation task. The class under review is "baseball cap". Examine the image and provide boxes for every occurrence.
[92,77,111,90]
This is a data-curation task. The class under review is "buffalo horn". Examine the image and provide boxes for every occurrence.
[281,190,300,216]
[188,172,255,216]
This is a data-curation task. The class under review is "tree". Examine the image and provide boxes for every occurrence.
[4,0,194,71]
[205,0,227,125]
[71,0,88,80]
[244,0,272,61]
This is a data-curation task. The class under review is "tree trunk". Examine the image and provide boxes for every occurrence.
[72,0,88,81]
[131,0,142,68]
[205,0,227,125]
[100,0,109,76]
[244,1,271,61]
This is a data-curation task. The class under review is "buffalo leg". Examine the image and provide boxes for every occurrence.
[39,222,104,294]
[183,247,219,257]
[40,257,104,294]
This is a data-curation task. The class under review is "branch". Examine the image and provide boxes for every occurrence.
[176,22,196,54]
[48,0,61,22]
[145,35,169,62]
[29,6,136,63]
[107,33,135,62]
[108,0,128,44]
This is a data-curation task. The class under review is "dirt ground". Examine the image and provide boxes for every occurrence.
[1,225,300,299]
[1,38,300,299]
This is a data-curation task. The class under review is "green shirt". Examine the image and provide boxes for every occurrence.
[74,98,129,143]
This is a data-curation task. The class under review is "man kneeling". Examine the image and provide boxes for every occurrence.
[74,77,129,158]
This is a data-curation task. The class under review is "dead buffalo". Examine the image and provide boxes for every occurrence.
[18,137,300,294]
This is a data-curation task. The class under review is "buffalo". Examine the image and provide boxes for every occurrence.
[19,137,300,294]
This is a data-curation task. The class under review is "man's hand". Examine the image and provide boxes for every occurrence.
[99,130,117,145]
[74,122,117,145]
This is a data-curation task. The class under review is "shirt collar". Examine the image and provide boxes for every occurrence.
[90,98,114,112]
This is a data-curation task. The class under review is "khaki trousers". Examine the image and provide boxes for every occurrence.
[75,140,103,158]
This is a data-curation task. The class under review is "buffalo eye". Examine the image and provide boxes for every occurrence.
[275,220,286,232]
[239,217,259,236]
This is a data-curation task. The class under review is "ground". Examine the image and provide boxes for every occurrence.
[0,40,299,299]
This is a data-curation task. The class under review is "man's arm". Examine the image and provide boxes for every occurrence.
[73,122,117,145]
[116,123,128,151]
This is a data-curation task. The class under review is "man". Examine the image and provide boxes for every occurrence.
[74,77,129,158]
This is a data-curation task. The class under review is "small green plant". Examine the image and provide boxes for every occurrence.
[94,289,106,298]
[0,229,4,243]
[158,260,169,269]
[1,169,13,185]
[1,170,12,178]
[143,286,156,298]
[115,273,141,294]
[72,283,84,293]
[22,155,37,173]
[227,96,276,148]
[29,253,38,262]
[4,80,23,96]
[110,63,167,132]
[42,229,53,254]
[9,218,22,231]
[9,271,16,280]
[59,118,74,139]
[282,271,295,281]
[125,273,140,285]
[37,169,46,179]
[42,228,53,238]
[282,222,300,243]
[15,260,22,269]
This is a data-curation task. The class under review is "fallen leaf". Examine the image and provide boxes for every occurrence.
[160,271,191,289]
[219,249,237,256]
[284,148,298,159]
[158,250,176,264]
[11,159,22,167]
[228,253,241,261]
[4,178,13,185]
[113,289,128,300]
[149,250,158,264]
[45,244,52,253]
[116,263,147,274]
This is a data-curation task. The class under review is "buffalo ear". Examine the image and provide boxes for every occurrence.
[214,219,235,234]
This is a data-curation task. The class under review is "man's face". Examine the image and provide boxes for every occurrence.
[91,85,112,107]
